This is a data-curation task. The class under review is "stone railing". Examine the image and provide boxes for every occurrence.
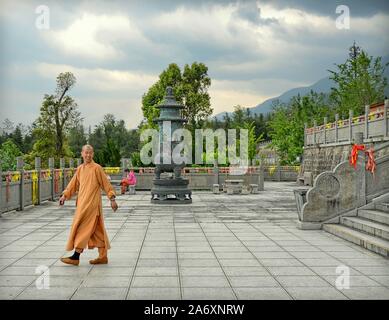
[295,140,389,229]
[304,99,389,147]
[0,155,300,214]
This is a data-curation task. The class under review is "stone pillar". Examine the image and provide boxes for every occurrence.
[384,99,388,138]
[77,158,82,167]
[335,114,339,143]
[354,132,364,145]
[304,123,307,147]
[277,161,281,182]
[365,105,369,140]
[60,158,65,193]
[69,158,74,169]
[258,161,264,191]
[121,158,125,178]
[313,120,317,145]
[323,117,327,144]
[349,110,353,143]
[49,157,55,201]
[16,157,24,211]
[358,148,367,206]
[35,157,41,205]
[0,159,3,214]
[212,159,219,186]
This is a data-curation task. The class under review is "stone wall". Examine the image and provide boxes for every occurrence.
[301,140,389,183]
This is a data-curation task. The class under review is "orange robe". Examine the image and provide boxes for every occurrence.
[62,160,116,252]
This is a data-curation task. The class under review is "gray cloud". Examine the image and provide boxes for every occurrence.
[0,0,388,129]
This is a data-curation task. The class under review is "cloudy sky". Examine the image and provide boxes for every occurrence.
[0,0,388,130]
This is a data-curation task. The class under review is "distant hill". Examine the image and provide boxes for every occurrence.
[213,55,389,120]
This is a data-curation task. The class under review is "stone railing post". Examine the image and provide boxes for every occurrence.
[35,157,41,205]
[365,105,369,140]
[121,158,125,178]
[77,158,82,167]
[358,148,367,206]
[335,114,339,143]
[304,123,307,147]
[49,158,55,201]
[277,161,281,182]
[384,99,388,138]
[0,159,3,214]
[349,110,353,143]
[313,120,317,145]
[69,158,74,169]
[16,157,24,211]
[212,159,219,186]
[60,158,65,193]
[323,117,327,145]
[258,161,264,191]
[354,132,364,145]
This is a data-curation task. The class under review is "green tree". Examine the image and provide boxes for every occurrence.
[0,139,22,171]
[30,72,81,161]
[141,62,212,129]
[88,114,139,166]
[243,121,263,163]
[68,121,87,157]
[268,92,328,164]
[142,63,182,128]
[329,43,388,118]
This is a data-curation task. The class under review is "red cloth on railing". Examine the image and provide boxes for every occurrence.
[365,148,376,174]
[349,144,365,169]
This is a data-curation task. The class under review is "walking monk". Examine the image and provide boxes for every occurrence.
[59,144,118,266]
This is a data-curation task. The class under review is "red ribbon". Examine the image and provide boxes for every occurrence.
[349,144,365,169]
[365,148,376,174]
[349,144,376,174]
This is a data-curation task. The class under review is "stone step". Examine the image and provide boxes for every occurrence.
[323,224,389,258]
[375,202,389,213]
[341,216,389,241]
[358,209,389,226]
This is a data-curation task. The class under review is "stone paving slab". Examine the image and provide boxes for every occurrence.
[0,182,389,300]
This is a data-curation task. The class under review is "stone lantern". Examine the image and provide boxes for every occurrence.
[151,86,192,204]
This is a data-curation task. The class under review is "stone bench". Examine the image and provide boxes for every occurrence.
[249,184,259,194]
[128,185,136,195]
[225,179,244,195]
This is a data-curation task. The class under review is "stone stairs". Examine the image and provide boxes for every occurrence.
[323,202,389,258]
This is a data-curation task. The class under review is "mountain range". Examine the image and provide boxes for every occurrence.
[213,55,389,120]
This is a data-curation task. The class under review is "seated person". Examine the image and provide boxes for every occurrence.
[120,169,137,194]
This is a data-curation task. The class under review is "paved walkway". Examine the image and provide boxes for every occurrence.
[0,182,389,300]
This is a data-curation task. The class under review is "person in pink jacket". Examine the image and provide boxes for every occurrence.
[120,169,137,194]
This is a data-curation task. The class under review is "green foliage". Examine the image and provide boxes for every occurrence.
[68,123,88,157]
[130,151,142,167]
[269,44,388,165]
[243,121,264,162]
[29,72,81,162]
[88,114,140,166]
[268,92,329,164]
[329,43,388,118]
[0,139,22,171]
[141,62,212,130]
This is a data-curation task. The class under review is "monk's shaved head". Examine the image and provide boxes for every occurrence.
[81,145,94,164]
[82,145,94,152]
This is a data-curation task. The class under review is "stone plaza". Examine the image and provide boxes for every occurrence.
[0,181,389,300]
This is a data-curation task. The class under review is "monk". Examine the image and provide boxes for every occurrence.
[59,144,118,266]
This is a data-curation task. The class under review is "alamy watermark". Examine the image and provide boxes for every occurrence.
[335,5,350,30]
[35,5,50,30]
[140,122,250,173]
[35,265,50,290]
[335,265,350,290]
